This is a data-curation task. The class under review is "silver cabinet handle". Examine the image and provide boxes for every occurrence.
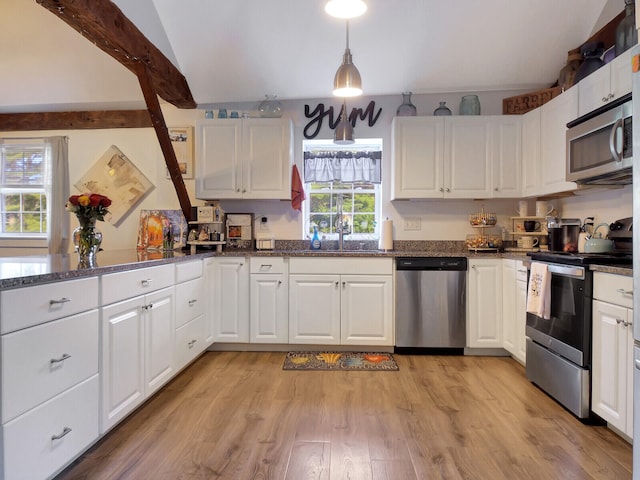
[141,278,152,287]
[50,353,71,365]
[445,188,451,193]
[51,427,72,441]
[50,298,71,305]
[616,288,633,297]
[277,280,282,286]
[439,187,444,192]
[335,281,339,287]
[188,339,197,349]
[635,358,640,370]
[342,281,346,287]
[472,265,478,270]
[188,299,197,306]
[236,188,240,192]
[517,269,527,274]
[494,187,498,191]
[142,303,153,310]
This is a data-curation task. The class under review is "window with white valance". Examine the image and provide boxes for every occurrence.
[303,150,381,184]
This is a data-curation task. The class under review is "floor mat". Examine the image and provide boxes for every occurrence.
[283,351,399,371]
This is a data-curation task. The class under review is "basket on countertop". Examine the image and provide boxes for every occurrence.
[469,211,497,227]
[466,234,502,251]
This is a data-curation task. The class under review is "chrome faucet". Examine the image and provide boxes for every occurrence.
[336,194,350,252]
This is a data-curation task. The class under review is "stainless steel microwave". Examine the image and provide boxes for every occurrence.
[566,94,632,185]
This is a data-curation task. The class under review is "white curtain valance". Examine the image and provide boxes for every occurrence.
[303,151,381,184]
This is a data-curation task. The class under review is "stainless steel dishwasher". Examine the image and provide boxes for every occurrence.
[395,257,467,353]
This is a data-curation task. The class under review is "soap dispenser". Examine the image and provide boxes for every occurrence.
[310,226,321,250]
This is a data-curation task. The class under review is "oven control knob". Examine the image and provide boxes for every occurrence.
[609,221,623,232]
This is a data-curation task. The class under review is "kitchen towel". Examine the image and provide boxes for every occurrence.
[526,261,551,319]
[379,218,393,251]
[291,165,305,211]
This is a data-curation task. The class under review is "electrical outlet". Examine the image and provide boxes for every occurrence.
[404,217,421,231]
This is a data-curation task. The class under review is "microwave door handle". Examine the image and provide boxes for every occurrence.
[609,118,623,162]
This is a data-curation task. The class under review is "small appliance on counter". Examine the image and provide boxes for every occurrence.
[547,217,581,253]
[255,216,275,250]
[226,213,254,249]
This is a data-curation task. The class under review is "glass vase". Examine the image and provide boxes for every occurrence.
[73,217,102,268]
[258,94,283,118]
[396,92,417,116]
[616,0,638,56]
[433,101,452,116]
[459,95,481,115]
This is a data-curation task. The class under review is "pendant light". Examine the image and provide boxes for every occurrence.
[333,20,362,97]
[334,99,355,144]
[325,0,367,19]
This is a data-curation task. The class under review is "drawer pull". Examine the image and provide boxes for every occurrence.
[50,353,71,365]
[260,264,272,269]
[278,280,282,286]
[188,299,197,306]
[142,303,153,310]
[517,269,527,274]
[141,279,152,287]
[188,339,197,348]
[51,427,72,441]
[49,297,71,305]
[616,288,633,297]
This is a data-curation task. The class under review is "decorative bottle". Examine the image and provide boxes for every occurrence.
[616,0,638,56]
[433,101,452,116]
[459,95,481,115]
[310,226,321,250]
[557,52,583,91]
[396,92,417,116]
[258,94,283,118]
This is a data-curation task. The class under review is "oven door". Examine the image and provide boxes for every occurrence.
[526,263,592,367]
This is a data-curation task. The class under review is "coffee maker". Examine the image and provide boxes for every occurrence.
[547,218,581,253]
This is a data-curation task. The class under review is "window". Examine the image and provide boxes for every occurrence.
[0,139,48,237]
[302,139,382,240]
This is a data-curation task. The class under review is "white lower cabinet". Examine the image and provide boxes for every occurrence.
[100,285,175,433]
[174,260,206,370]
[211,256,250,342]
[592,272,634,439]
[467,258,503,348]
[288,258,393,346]
[501,259,526,363]
[250,257,289,343]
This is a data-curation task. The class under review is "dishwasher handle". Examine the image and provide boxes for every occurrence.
[396,257,468,271]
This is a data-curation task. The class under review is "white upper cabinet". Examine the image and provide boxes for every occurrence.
[578,49,633,117]
[521,107,541,197]
[196,118,293,200]
[539,87,578,195]
[391,116,521,200]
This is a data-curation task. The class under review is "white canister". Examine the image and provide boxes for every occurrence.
[516,200,529,217]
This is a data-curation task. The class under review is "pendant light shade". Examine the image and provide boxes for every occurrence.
[333,20,362,97]
[334,101,355,144]
[325,0,367,19]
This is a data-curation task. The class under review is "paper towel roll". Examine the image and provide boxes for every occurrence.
[379,219,393,251]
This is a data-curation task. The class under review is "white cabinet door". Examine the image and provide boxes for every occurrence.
[521,108,541,197]
[144,287,174,397]
[540,88,578,195]
[341,275,393,346]
[242,119,293,199]
[289,274,341,344]
[515,265,528,364]
[101,296,145,433]
[491,116,522,197]
[211,257,250,343]
[196,120,243,199]
[203,258,215,347]
[250,273,289,343]
[592,299,631,434]
[502,259,517,355]
[196,119,292,200]
[444,117,492,198]
[467,259,503,348]
[578,65,611,115]
[391,116,444,199]
[610,48,633,103]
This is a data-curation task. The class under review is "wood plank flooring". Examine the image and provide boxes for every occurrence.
[55,352,633,480]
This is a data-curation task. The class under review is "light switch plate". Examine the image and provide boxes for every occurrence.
[404,217,421,231]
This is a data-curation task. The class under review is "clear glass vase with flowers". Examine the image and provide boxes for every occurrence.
[66,193,111,267]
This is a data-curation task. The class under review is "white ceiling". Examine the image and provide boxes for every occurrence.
[0,0,624,112]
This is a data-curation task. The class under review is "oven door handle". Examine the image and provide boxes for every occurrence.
[609,117,623,163]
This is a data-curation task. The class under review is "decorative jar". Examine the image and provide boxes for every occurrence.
[396,92,417,116]
[574,42,605,83]
[459,95,481,115]
[616,0,638,56]
[258,94,283,118]
[73,217,102,268]
[433,101,452,116]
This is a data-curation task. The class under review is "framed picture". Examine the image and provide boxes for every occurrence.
[136,210,188,251]
[165,126,194,179]
[74,145,155,226]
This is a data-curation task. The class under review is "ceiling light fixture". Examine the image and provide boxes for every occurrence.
[333,20,362,97]
[334,99,355,144]
[325,0,367,19]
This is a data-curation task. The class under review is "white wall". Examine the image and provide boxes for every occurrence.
[2,89,630,256]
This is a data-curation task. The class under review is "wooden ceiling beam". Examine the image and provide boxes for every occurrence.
[36,0,196,109]
[0,110,151,131]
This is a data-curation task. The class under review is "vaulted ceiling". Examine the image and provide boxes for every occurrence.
[0,0,623,112]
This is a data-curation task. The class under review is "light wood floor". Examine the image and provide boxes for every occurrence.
[56,352,632,480]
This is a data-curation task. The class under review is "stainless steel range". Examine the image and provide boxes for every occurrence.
[526,218,632,419]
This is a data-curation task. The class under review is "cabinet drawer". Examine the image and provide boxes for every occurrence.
[1,309,99,423]
[1,277,98,334]
[250,257,286,274]
[2,375,99,480]
[593,272,633,309]
[175,277,205,329]
[289,257,392,275]
[102,264,175,305]
[175,314,205,370]
[176,260,203,283]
